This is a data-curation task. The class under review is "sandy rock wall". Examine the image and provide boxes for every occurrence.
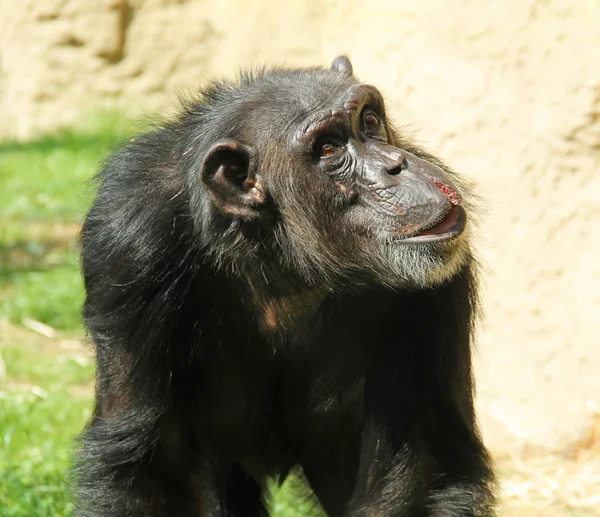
[1,0,599,453]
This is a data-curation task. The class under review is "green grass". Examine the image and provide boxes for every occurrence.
[0,113,134,221]
[0,113,131,516]
[0,329,94,517]
[0,116,323,516]
[0,112,133,330]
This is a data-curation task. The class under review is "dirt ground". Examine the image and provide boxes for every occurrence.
[496,443,600,516]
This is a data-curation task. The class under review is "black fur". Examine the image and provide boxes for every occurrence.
[74,60,496,516]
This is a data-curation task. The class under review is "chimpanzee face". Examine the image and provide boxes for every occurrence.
[200,59,470,289]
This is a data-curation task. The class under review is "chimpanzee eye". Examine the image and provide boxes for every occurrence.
[315,137,343,159]
[363,111,380,130]
[321,143,336,157]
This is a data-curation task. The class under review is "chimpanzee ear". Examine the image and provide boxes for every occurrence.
[200,139,266,219]
[331,55,353,77]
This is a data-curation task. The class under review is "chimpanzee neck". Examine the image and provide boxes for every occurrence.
[242,274,328,335]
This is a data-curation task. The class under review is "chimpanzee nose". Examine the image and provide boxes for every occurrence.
[371,141,410,177]
[386,156,407,176]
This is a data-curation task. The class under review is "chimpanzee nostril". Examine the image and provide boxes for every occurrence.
[386,157,407,176]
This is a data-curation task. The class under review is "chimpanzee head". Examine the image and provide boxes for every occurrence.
[189,56,471,290]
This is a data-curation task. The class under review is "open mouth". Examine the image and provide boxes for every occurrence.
[407,205,467,242]
[392,205,467,244]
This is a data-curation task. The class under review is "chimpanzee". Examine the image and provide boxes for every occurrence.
[74,56,496,517]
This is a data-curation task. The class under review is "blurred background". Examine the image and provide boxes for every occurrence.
[1,1,599,516]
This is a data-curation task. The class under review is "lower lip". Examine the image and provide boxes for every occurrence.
[403,205,467,243]
[420,205,462,235]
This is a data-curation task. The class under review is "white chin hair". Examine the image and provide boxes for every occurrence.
[375,234,469,288]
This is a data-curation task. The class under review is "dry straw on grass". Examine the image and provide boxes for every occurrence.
[498,410,600,516]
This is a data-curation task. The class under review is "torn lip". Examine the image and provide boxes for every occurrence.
[433,180,461,206]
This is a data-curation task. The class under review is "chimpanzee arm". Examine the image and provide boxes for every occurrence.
[349,267,496,517]
[74,134,267,517]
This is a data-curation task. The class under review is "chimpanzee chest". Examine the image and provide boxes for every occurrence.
[198,340,365,475]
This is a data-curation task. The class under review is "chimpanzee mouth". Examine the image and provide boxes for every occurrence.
[390,206,467,244]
